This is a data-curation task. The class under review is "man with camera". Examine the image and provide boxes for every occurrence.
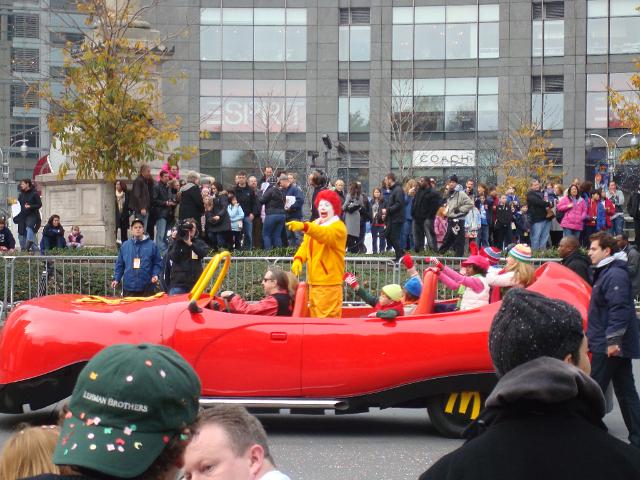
[167,219,209,295]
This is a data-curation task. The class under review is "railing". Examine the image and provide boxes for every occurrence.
[0,254,560,319]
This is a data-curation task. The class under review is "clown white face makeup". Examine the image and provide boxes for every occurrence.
[317,200,334,223]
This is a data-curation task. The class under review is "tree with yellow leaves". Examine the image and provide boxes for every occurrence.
[40,0,194,181]
[610,62,640,162]
[497,121,558,199]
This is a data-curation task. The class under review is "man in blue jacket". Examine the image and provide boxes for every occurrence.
[285,172,304,247]
[587,231,640,448]
[111,218,163,296]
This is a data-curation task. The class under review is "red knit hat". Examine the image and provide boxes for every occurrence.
[315,189,342,217]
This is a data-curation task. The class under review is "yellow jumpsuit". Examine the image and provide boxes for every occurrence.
[293,217,347,318]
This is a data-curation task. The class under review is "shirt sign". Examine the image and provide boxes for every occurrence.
[413,150,476,168]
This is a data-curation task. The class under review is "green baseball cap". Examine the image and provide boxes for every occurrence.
[53,343,201,478]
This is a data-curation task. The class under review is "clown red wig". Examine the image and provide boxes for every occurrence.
[314,189,342,217]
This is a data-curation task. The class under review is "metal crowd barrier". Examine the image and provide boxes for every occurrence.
[0,254,560,320]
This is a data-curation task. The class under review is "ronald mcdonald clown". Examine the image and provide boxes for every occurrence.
[287,190,347,318]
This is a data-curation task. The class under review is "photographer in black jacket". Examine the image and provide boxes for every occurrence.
[167,219,209,295]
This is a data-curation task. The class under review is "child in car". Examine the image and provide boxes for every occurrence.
[425,255,490,312]
[343,272,405,320]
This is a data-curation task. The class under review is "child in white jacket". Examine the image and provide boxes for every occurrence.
[227,193,245,250]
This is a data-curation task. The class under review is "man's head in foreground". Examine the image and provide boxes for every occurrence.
[489,289,589,377]
[183,405,281,480]
[53,343,201,480]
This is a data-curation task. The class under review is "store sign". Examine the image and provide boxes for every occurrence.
[413,150,476,168]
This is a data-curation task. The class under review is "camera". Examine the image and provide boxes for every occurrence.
[177,220,193,240]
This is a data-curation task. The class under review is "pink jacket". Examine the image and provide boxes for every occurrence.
[435,216,448,244]
[557,196,587,231]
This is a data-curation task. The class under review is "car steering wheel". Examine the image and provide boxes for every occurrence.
[189,251,231,310]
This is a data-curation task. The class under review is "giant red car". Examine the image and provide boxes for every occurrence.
[0,254,591,437]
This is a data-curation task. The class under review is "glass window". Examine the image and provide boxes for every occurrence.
[479,4,500,22]
[201,79,221,96]
[286,80,306,97]
[446,77,476,95]
[479,22,499,58]
[587,0,607,17]
[415,6,445,23]
[392,25,413,60]
[477,95,498,130]
[533,93,564,129]
[222,8,252,25]
[286,98,306,132]
[532,21,543,57]
[393,7,414,24]
[200,26,221,61]
[586,92,608,128]
[478,77,499,94]
[222,79,253,96]
[415,78,445,96]
[445,96,477,131]
[609,90,635,127]
[338,97,349,132]
[415,24,445,59]
[286,26,306,61]
[587,18,608,54]
[222,97,254,132]
[286,9,307,25]
[587,73,607,91]
[254,80,285,97]
[253,8,285,25]
[610,17,640,53]
[350,98,370,132]
[610,72,634,90]
[254,96,286,132]
[446,23,477,59]
[200,97,222,132]
[201,8,221,24]
[414,97,445,131]
[392,79,413,96]
[545,20,564,56]
[339,26,349,61]
[349,26,371,61]
[611,0,639,16]
[222,26,253,61]
[254,26,285,61]
[446,6,477,22]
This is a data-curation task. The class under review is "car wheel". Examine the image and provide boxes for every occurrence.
[426,391,486,438]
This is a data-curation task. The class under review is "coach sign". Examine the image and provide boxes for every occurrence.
[413,150,476,168]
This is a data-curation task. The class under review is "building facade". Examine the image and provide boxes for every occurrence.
[1,0,639,193]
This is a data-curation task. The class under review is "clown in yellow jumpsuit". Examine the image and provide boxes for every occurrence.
[287,190,347,318]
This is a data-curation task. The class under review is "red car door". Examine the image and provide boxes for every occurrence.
[170,304,303,397]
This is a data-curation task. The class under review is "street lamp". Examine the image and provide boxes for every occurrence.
[585,132,639,177]
[0,139,29,215]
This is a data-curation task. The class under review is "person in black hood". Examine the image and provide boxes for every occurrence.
[13,178,41,252]
[419,289,640,480]
[558,235,592,285]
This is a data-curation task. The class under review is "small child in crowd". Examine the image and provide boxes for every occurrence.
[434,206,448,249]
[227,192,245,251]
[0,216,16,253]
[67,225,83,248]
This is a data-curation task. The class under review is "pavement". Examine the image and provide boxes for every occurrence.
[1,364,637,480]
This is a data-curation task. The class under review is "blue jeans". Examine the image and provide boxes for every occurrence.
[242,216,253,249]
[479,224,489,247]
[563,228,581,238]
[530,220,550,250]
[169,287,189,295]
[155,217,168,255]
[371,225,386,253]
[401,219,414,251]
[19,226,37,251]
[591,353,640,448]
[287,227,302,248]
[611,215,625,236]
[136,212,149,233]
[262,214,285,250]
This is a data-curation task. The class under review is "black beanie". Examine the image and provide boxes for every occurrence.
[449,174,458,183]
[489,289,585,377]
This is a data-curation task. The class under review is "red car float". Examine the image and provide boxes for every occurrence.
[0,252,591,437]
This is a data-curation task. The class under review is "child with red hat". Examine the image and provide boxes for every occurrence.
[426,255,491,312]
[287,190,347,317]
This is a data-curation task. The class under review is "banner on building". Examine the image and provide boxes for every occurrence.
[413,150,476,168]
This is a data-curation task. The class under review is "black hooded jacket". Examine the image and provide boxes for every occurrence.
[420,357,640,480]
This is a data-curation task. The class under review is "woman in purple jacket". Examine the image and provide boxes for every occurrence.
[557,184,588,238]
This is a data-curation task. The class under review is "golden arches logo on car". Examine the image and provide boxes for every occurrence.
[444,391,482,420]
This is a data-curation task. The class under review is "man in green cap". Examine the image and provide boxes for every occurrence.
[24,343,201,480]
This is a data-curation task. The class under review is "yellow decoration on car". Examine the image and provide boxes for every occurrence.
[73,292,165,305]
